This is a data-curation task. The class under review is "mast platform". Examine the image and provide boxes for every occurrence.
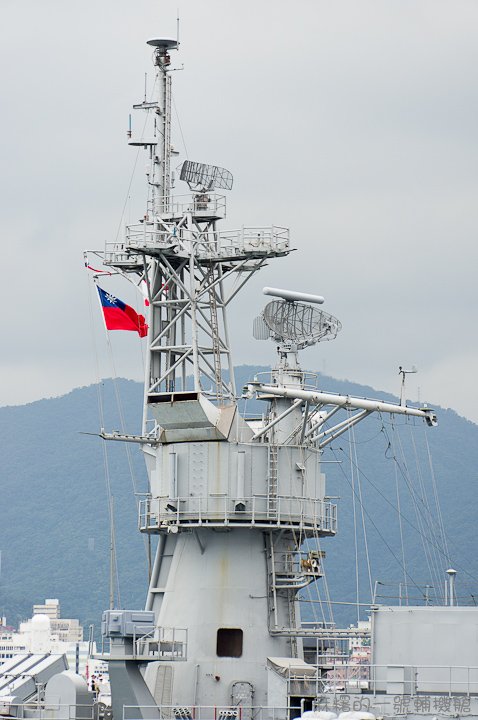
[104,225,290,267]
[138,495,337,535]
[155,192,227,222]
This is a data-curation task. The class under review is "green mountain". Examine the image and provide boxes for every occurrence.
[0,368,476,633]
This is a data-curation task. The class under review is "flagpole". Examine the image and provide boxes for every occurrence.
[93,280,111,338]
[142,292,152,436]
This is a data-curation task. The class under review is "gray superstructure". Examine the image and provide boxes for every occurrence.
[91,35,458,720]
[2,26,477,720]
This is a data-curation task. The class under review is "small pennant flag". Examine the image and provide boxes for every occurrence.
[139,280,150,307]
[97,286,148,338]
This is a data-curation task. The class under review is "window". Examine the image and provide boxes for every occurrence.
[216,628,243,657]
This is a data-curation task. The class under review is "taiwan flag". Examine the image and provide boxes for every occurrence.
[97,286,148,338]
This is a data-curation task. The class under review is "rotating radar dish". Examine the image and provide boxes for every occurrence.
[147,38,179,50]
[180,160,233,191]
[254,298,341,349]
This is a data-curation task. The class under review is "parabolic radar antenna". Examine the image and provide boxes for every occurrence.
[253,287,342,349]
[180,160,233,191]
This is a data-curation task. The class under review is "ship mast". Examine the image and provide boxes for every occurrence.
[110,38,289,425]
[136,39,174,213]
[100,36,437,720]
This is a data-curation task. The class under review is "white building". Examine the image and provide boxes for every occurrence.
[33,598,61,620]
[32,599,83,642]
[0,600,90,675]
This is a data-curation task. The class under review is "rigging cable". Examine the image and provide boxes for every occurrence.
[408,424,446,591]
[390,421,447,598]
[393,449,408,604]
[332,433,478,588]
[330,444,432,599]
[299,445,335,628]
[86,72,162,574]
[348,413,361,623]
[86,267,152,582]
[85,261,122,608]
[172,92,189,159]
[100,290,151,567]
[280,446,335,641]
[423,425,451,565]
[391,423,438,595]
[114,74,158,244]
[351,420,374,602]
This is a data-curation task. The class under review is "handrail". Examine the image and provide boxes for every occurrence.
[138,495,337,533]
[253,370,319,391]
[320,662,478,696]
[148,192,227,218]
[105,225,290,263]
[122,705,296,720]
[13,703,95,720]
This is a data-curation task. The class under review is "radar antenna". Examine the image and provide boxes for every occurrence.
[180,160,233,191]
[253,287,341,350]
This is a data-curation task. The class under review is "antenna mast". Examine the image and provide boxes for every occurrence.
[104,39,290,430]
[147,38,177,210]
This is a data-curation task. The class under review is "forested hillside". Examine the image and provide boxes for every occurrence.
[0,368,476,632]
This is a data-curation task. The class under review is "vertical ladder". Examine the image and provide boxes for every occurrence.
[267,444,278,518]
[264,533,299,656]
[287,589,298,658]
[265,532,278,632]
[207,270,224,402]
[161,73,172,209]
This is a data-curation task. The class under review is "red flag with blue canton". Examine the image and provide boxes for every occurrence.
[97,286,148,338]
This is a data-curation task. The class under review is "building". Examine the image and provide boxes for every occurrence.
[0,599,88,674]
[33,598,61,620]
[32,598,83,642]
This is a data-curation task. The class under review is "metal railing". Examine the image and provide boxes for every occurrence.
[372,579,478,607]
[123,705,294,720]
[104,225,289,266]
[135,626,187,661]
[321,662,478,697]
[253,371,319,392]
[273,550,325,589]
[100,626,187,662]
[103,243,143,266]
[215,226,289,256]
[12,702,95,720]
[149,193,227,219]
[138,495,337,533]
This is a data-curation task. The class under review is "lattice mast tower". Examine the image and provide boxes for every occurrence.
[103,37,437,714]
[117,38,271,412]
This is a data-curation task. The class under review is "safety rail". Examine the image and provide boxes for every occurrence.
[253,371,319,392]
[322,662,478,697]
[100,626,187,662]
[273,549,325,589]
[104,225,289,266]
[148,192,227,219]
[122,705,296,720]
[302,620,338,632]
[136,626,187,661]
[11,702,95,720]
[215,226,289,257]
[138,495,337,533]
[372,579,478,607]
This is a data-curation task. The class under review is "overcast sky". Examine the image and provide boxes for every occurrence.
[1,0,477,423]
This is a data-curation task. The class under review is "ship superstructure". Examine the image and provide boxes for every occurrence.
[3,26,478,720]
[95,36,440,720]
